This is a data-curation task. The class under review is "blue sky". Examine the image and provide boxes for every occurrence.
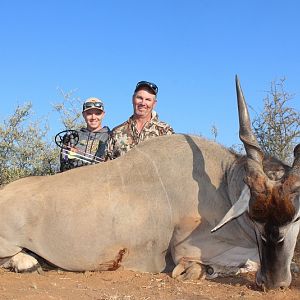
[1,0,299,147]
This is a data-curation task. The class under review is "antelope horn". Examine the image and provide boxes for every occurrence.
[236,75,264,166]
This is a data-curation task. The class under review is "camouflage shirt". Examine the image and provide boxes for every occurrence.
[106,111,174,160]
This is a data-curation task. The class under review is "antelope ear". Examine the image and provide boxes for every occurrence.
[211,185,250,232]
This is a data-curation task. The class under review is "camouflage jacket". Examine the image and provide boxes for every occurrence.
[106,112,174,160]
[60,126,110,172]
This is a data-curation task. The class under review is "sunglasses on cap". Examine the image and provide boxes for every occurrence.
[135,81,158,95]
[82,101,104,111]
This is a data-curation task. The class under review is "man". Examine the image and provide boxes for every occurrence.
[106,81,174,159]
[60,97,110,172]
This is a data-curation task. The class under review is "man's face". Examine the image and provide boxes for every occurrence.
[132,89,157,119]
[82,108,104,132]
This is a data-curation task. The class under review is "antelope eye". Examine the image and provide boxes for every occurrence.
[294,216,300,223]
[277,236,285,244]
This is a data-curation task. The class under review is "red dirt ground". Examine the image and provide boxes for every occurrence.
[0,240,299,300]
